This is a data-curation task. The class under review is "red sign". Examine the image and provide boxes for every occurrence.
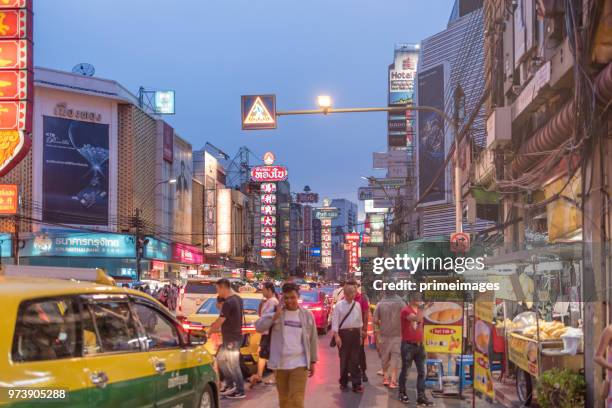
[250,165,288,182]
[262,226,276,237]
[0,1,32,178]
[261,237,276,248]
[431,327,457,335]
[172,243,204,264]
[0,183,17,214]
[261,215,276,226]
[261,193,276,205]
[151,260,165,270]
[261,183,276,193]
[450,232,470,253]
[261,204,276,215]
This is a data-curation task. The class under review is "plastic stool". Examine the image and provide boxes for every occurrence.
[454,355,474,388]
[425,359,444,391]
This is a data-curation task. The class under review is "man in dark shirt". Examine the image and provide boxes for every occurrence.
[208,279,245,399]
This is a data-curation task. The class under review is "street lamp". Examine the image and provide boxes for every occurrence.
[317,95,332,113]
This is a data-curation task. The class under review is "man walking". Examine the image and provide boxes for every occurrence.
[255,283,318,408]
[331,281,364,393]
[373,288,405,388]
[208,278,245,399]
[398,292,433,406]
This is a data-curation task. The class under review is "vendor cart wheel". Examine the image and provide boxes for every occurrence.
[516,368,533,406]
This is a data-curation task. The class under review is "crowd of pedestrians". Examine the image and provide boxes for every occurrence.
[204,277,434,406]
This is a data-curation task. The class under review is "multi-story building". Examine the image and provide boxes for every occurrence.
[413,0,492,239]
[0,67,204,281]
[289,202,304,275]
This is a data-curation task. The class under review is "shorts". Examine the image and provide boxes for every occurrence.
[378,336,402,372]
[259,334,271,359]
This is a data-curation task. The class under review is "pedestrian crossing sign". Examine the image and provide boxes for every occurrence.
[241,94,277,130]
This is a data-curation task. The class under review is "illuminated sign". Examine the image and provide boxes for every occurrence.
[241,95,276,130]
[261,183,276,193]
[345,233,361,273]
[261,248,276,259]
[154,90,175,115]
[263,151,275,165]
[0,0,32,177]
[217,188,232,254]
[250,165,288,182]
[0,183,17,214]
[314,207,339,220]
[261,204,276,215]
[262,226,276,237]
[261,237,276,248]
[261,215,276,226]
[172,243,204,265]
[310,247,321,257]
[21,231,136,258]
[296,192,319,203]
[261,193,276,204]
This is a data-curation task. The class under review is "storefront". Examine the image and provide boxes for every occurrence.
[18,230,137,279]
[140,236,172,281]
[168,242,204,281]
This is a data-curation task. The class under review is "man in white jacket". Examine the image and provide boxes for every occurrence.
[255,283,318,408]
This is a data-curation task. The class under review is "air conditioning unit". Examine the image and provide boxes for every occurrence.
[486,107,512,149]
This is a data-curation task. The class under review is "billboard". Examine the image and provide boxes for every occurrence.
[217,188,232,254]
[389,47,418,106]
[241,95,276,130]
[418,64,446,204]
[296,192,318,203]
[42,116,109,225]
[173,139,192,236]
[162,122,173,163]
[154,91,175,115]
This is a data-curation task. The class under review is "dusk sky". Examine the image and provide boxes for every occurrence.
[35,0,455,215]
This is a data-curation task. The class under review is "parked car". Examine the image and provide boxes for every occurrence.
[299,290,331,334]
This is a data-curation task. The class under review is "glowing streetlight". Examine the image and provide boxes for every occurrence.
[317,95,332,112]
[168,178,177,184]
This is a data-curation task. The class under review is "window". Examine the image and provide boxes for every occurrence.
[184,282,217,294]
[88,301,140,353]
[300,291,319,303]
[12,298,79,362]
[197,297,261,316]
[132,303,180,349]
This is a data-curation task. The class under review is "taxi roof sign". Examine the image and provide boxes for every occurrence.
[242,95,276,130]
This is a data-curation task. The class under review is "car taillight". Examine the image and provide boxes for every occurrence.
[242,324,256,333]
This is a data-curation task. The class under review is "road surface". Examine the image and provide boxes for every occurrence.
[221,332,503,407]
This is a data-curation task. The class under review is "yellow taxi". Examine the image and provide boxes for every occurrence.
[185,288,263,371]
[0,265,219,408]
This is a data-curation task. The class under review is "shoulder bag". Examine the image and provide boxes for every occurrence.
[330,301,356,348]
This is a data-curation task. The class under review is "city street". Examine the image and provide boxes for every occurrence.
[223,332,502,408]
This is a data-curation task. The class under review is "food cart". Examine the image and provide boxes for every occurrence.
[483,244,584,406]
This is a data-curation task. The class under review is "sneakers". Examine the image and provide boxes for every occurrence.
[362,373,369,383]
[220,386,236,396]
[399,392,410,404]
[226,391,246,399]
[417,395,434,406]
[352,385,364,393]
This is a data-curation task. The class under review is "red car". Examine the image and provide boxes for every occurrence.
[299,290,331,334]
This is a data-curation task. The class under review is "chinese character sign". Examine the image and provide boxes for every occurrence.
[0,0,32,177]
[345,233,360,273]
[317,202,338,268]
[256,154,286,260]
